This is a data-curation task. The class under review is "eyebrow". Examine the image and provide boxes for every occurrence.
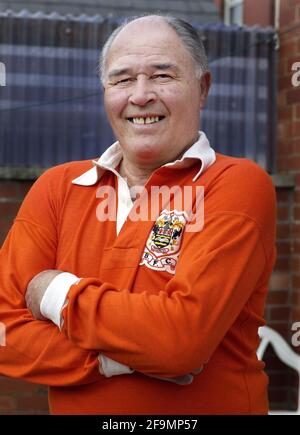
[151,63,178,71]
[107,63,179,79]
[108,68,131,79]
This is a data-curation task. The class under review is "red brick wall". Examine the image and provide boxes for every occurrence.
[277,0,300,339]
[214,0,274,26]
[272,0,300,411]
[0,181,32,243]
[214,0,223,18]
[0,180,49,414]
[0,377,48,415]
[244,0,274,26]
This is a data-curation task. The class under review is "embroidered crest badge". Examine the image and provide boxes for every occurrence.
[140,209,188,274]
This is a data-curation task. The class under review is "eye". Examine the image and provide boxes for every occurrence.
[152,74,172,81]
[113,77,133,86]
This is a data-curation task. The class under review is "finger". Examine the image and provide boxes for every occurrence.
[192,366,203,375]
[146,373,194,385]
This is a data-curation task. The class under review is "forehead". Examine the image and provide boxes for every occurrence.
[106,20,193,72]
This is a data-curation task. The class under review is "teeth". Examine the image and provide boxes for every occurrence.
[132,116,160,124]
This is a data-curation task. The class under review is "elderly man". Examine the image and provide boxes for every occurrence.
[0,15,276,415]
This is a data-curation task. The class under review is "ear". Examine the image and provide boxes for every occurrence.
[199,71,211,110]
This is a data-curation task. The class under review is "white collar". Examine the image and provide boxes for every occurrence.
[72,131,216,186]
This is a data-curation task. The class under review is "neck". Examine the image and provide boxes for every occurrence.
[119,158,155,188]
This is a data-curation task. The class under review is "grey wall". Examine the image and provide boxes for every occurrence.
[0,0,220,23]
[0,11,277,171]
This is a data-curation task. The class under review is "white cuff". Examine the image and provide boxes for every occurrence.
[99,354,134,377]
[40,272,81,327]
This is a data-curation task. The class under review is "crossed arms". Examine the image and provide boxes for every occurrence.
[0,161,276,387]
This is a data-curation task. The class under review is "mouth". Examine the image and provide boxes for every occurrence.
[127,116,165,125]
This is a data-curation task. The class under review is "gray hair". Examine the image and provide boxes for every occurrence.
[99,15,209,84]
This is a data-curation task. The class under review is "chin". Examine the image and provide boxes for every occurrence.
[134,151,165,167]
[132,142,163,158]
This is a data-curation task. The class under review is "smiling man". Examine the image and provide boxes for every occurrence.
[0,15,276,415]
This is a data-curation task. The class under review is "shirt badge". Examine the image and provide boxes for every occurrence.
[140,209,187,275]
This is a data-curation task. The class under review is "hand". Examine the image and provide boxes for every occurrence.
[25,270,63,320]
[145,373,195,385]
[145,366,203,385]
[98,354,203,385]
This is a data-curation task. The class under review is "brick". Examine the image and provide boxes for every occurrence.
[0,218,13,236]
[290,306,300,320]
[0,182,19,199]
[18,181,34,198]
[288,0,300,8]
[289,142,299,159]
[16,395,49,413]
[277,223,291,239]
[293,207,300,220]
[267,290,289,305]
[280,5,297,27]
[292,290,300,305]
[292,222,300,238]
[277,122,286,140]
[290,121,300,137]
[292,274,300,288]
[287,138,300,155]
[274,256,290,272]
[276,143,292,157]
[277,156,289,171]
[0,202,21,219]
[295,173,300,184]
[287,87,300,105]
[0,377,42,394]
[0,231,12,247]
[286,154,300,171]
[269,272,290,291]
[278,58,288,77]
[277,241,292,255]
[280,37,299,58]
[292,189,300,203]
[290,389,300,409]
[270,306,291,321]
[292,240,300,253]
[276,189,290,203]
[291,256,300,272]
[268,371,291,386]
[277,90,287,106]
[277,105,294,121]
[268,388,289,405]
[277,205,289,221]
[278,74,295,92]
[0,396,14,414]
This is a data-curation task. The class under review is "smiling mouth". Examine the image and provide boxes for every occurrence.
[127,116,165,125]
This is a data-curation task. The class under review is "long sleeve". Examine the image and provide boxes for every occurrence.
[59,160,276,378]
[0,169,101,387]
[60,213,272,377]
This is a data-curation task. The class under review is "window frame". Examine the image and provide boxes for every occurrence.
[224,0,244,25]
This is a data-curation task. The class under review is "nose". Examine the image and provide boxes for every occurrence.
[128,76,157,106]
